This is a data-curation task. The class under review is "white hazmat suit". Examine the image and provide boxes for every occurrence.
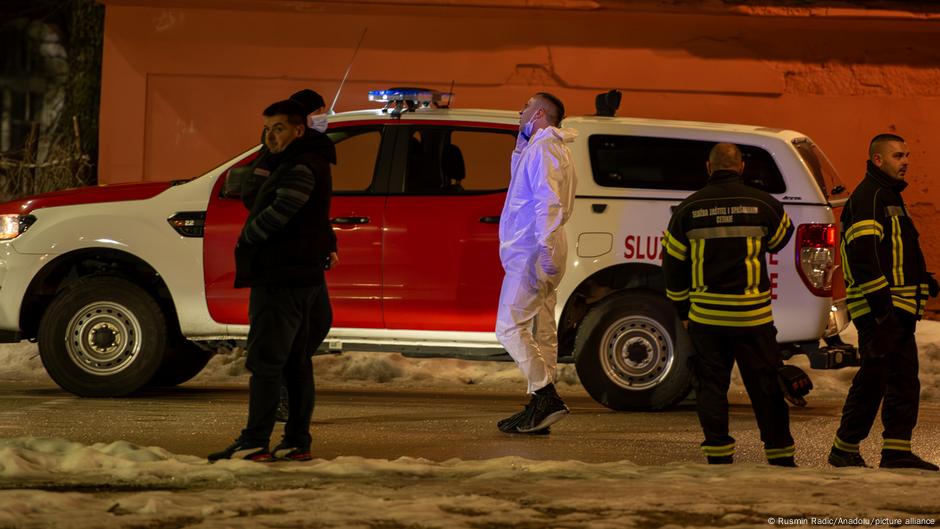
[496,125,578,394]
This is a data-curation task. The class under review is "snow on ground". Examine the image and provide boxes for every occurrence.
[5,321,940,402]
[1,436,939,528]
[3,324,940,527]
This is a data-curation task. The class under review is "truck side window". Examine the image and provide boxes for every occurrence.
[400,127,514,194]
[588,135,786,193]
[328,127,382,193]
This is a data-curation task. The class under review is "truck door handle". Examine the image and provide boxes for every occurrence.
[479,216,500,224]
[331,216,370,225]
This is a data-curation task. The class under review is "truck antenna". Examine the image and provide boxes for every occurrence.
[329,28,368,115]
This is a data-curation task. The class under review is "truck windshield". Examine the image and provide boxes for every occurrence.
[793,138,848,203]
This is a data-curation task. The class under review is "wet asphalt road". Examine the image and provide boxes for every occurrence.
[2,378,939,467]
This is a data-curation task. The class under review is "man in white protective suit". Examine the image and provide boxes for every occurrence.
[495,92,578,435]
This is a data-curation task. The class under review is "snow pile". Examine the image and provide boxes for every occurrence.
[3,321,940,401]
[1,436,939,529]
[192,345,581,390]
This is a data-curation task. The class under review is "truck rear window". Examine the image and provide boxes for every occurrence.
[792,138,849,202]
[588,135,786,193]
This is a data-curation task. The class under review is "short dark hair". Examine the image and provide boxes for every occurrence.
[263,99,306,126]
[869,133,905,158]
[535,92,565,127]
[708,143,743,173]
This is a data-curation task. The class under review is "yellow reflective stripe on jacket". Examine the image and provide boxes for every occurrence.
[854,275,888,295]
[662,230,688,261]
[892,296,918,315]
[689,304,773,327]
[840,243,854,286]
[891,216,904,285]
[690,239,705,289]
[690,290,771,306]
[767,212,791,249]
[846,298,871,319]
[891,285,919,296]
[744,237,761,295]
[843,219,884,243]
[667,288,690,301]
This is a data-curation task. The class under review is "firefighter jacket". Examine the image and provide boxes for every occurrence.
[841,161,928,321]
[662,170,794,330]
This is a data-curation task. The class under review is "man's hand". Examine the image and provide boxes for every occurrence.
[329,252,339,269]
[928,272,939,298]
[861,311,903,360]
[682,320,689,331]
[514,132,529,153]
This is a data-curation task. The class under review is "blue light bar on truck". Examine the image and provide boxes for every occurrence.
[368,88,453,116]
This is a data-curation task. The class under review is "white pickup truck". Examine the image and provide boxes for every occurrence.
[0,89,855,410]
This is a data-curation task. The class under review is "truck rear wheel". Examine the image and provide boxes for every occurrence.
[574,290,693,411]
[38,276,167,397]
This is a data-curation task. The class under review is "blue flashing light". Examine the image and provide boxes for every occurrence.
[368,88,453,116]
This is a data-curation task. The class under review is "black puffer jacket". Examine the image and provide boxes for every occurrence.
[234,131,336,288]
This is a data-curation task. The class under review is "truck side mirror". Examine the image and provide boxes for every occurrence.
[222,167,253,199]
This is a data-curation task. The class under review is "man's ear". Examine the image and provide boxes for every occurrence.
[705,161,712,175]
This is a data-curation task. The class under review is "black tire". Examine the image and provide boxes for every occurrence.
[574,290,693,411]
[37,276,167,397]
[149,339,213,387]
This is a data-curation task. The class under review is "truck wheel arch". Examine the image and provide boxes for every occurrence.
[20,248,179,340]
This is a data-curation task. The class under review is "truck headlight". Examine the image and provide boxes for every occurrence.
[0,214,36,240]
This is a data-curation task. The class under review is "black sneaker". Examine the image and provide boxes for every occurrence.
[880,451,939,471]
[706,455,733,465]
[497,406,530,433]
[515,394,569,433]
[208,440,272,462]
[828,447,867,468]
[768,456,797,467]
[272,442,312,461]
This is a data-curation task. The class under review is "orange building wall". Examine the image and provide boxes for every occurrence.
[98,1,940,265]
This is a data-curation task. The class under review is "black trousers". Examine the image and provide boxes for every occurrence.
[690,325,793,452]
[240,283,332,448]
[836,315,919,445]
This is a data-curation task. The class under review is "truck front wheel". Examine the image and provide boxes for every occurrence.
[574,290,693,411]
[38,276,167,397]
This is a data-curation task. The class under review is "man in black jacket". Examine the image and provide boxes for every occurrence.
[828,133,938,471]
[210,93,336,462]
[663,143,796,466]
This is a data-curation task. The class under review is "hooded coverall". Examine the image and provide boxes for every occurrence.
[495,126,578,394]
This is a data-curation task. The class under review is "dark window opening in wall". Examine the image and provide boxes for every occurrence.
[588,134,786,193]
[0,21,46,154]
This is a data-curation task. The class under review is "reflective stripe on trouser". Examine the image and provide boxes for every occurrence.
[833,436,860,453]
[495,271,559,394]
[883,438,912,452]
[689,325,794,460]
[835,316,919,446]
[701,442,735,458]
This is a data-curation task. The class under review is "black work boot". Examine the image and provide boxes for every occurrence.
[768,456,797,467]
[880,450,940,471]
[706,455,733,465]
[828,447,868,468]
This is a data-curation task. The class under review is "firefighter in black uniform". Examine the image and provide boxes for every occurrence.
[663,143,796,466]
[828,133,939,471]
